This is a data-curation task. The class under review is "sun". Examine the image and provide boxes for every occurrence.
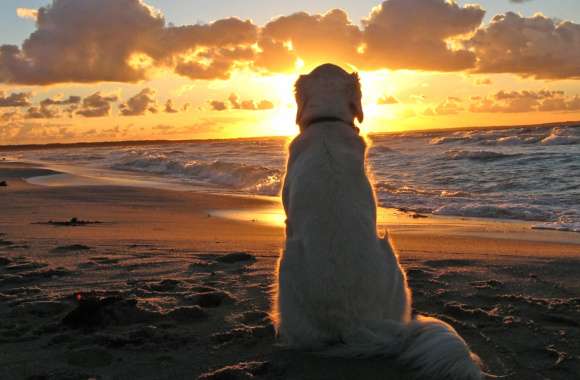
[231,68,400,138]
[256,73,300,136]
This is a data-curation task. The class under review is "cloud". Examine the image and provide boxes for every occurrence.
[0,110,21,122]
[210,93,275,111]
[361,0,485,71]
[256,100,275,110]
[120,88,159,116]
[424,97,463,116]
[5,95,83,119]
[164,99,178,113]
[0,92,32,107]
[469,89,580,112]
[1,0,166,85]
[209,100,227,111]
[153,18,258,61]
[229,93,274,110]
[256,9,362,72]
[40,95,81,107]
[76,92,118,117]
[161,19,258,80]
[0,0,257,84]
[475,78,492,85]
[468,12,580,79]
[24,105,60,119]
[377,95,399,105]
[16,8,38,21]
[0,121,77,144]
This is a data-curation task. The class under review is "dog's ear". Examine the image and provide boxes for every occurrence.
[350,72,364,123]
[294,75,308,127]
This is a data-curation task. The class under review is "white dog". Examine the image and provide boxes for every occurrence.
[273,64,483,380]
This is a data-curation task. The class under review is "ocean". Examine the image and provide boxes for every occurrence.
[4,123,580,232]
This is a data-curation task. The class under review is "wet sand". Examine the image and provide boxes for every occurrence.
[0,162,579,379]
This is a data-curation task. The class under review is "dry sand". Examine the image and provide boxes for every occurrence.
[0,162,579,380]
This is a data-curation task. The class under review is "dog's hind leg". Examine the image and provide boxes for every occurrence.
[274,239,334,350]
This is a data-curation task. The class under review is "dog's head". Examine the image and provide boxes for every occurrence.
[294,63,363,132]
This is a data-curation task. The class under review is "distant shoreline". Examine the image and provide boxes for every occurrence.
[1,120,578,151]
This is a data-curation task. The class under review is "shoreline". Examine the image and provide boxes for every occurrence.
[7,158,580,238]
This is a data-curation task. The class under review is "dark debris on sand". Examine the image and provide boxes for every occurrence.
[35,217,104,227]
[215,252,256,264]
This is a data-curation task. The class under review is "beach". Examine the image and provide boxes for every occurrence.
[1,161,579,380]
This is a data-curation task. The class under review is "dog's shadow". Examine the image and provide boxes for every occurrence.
[270,350,413,379]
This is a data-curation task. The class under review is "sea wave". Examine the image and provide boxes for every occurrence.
[532,222,580,233]
[540,127,580,145]
[445,149,519,160]
[374,183,469,198]
[428,125,580,147]
[433,203,554,221]
[111,153,283,195]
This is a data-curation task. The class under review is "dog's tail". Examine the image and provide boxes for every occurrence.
[321,315,482,380]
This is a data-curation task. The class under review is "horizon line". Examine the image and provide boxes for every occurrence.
[1,119,579,151]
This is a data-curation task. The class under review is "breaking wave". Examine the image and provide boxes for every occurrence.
[111,152,283,195]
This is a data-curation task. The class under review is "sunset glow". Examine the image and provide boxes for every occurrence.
[1,0,579,145]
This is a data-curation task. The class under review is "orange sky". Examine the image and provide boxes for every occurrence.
[1,0,580,145]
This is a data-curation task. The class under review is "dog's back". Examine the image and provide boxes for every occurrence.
[278,121,410,347]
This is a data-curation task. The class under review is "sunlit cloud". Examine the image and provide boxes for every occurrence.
[377,95,399,105]
[2,0,579,86]
[16,8,38,21]
[469,90,580,113]
[209,93,275,111]
[468,12,580,79]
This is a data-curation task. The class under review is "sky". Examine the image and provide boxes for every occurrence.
[1,0,580,145]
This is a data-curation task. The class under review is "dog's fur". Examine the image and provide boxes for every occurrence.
[273,64,483,380]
